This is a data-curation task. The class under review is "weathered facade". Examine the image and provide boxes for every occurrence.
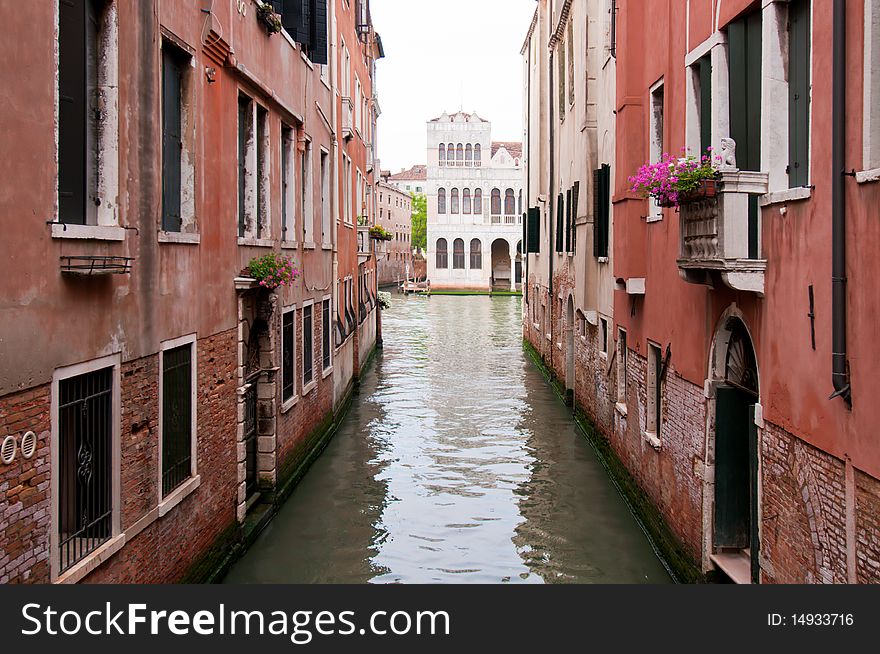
[0,0,382,584]
[376,180,414,287]
[523,0,880,583]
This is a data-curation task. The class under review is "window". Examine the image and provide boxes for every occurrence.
[527,207,541,253]
[344,156,353,224]
[593,165,610,258]
[648,80,664,220]
[600,318,609,355]
[281,125,295,239]
[463,188,472,214]
[457,143,464,164]
[474,188,483,214]
[491,188,501,215]
[439,143,446,166]
[647,342,662,437]
[282,307,296,404]
[518,189,523,215]
[438,188,447,214]
[555,193,564,252]
[697,56,712,155]
[470,239,482,269]
[788,0,811,187]
[301,139,313,243]
[474,143,482,166]
[162,46,185,232]
[436,238,448,269]
[465,144,473,166]
[568,19,575,106]
[616,328,627,406]
[281,0,329,64]
[303,303,314,387]
[453,238,465,269]
[448,143,455,164]
[320,150,330,243]
[451,188,460,214]
[58,0,119,229]
[161,338,195,497]
[558,36,566,121]
[504,189,516,215]
[256,105,270,238]
[237,96,252,237]
[565,188,572,253]
[57,363,115,574]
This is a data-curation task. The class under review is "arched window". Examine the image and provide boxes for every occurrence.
[474,143,482,166]
[518,189,523,215]
[438,188,446,214]
[451,188,460,214]
[448,143,455,163]
[491,188,502,215]
[436,238,448,269]
[473,188,483,214]
[456,143,464,164]
[438,143,446,166]
[465,144,473,166]
[462,188,472,214]
[453,238,465,269]
[505,189,516,215]
[470,239,482,269]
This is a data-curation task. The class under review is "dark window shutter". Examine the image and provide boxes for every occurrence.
[282,311,295,401]
[555,193,564,252]
[282,0,308,45]
[571,181,579,254]
[527,207,540,253]
[162,49,183,232]
[58,0,88,225]
[310,0,328,65]
[698,55,712,154]
[565,189,571,252]
[728,12,762,172]
[299,0,312,47]
[593,169,601,257]
[271,0,285,13]
[593,166,610,258]
[713,385,753,549]
[788,0,810,187]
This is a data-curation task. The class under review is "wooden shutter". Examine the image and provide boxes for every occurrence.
[162,49,183,232]
[698,55,712,154]
[714,385,752,549]
[310,0,329,65]
[58,0,88,225]
[593,165,610,258]
[282,0,308,44]
[788,0,810,187]
[555,193,564,252]
[527,207,540,253]
[565,189,571,252]
[571,181,579,254]
[728,12,762,172]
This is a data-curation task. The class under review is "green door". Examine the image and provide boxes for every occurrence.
[714,385,752,549]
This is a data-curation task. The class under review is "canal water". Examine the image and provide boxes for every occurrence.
[224,294,671,584]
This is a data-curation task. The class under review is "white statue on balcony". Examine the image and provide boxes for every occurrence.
[720,138,737,171]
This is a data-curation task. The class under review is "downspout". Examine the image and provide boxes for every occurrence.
[549,50,555,359]
[525,43,531,307]
[831,0,851,405]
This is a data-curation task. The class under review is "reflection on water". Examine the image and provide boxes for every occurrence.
[224,294,670,584]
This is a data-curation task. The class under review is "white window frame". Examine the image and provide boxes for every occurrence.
[645,340,662,447]
[52,0,123,241]
[157,333,200,515]
[648,78,665,222]
[322,295,333,377]
[320,148,331,246]
[302,299,316,393]
[302,137,314,245]
[862,0,880,178]
[281,305,298,412]
[281,124,296,246]
[50,353,122,584]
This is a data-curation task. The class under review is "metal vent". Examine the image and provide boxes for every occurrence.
[1,435,16,465]
[20,431,37,460]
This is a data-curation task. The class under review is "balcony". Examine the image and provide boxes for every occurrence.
[342,97,354,141]
[677,170,769,294]
[490,215,522,226]
[357,225,371,263]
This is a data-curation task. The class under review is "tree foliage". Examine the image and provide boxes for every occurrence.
[410,192,427,252]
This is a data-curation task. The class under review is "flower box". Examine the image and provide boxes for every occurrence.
[256,5,283,35]
[632,149,723,209]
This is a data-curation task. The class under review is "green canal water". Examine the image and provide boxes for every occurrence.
[224,294,671,583]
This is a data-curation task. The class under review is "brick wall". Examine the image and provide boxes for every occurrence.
[855,469,880,583]
[0,385,51,583]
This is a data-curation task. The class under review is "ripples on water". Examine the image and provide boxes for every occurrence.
[224,294,670,584]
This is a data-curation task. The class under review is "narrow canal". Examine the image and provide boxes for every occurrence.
[224,294,671,584]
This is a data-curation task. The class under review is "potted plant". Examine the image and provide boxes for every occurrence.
[357,215,369,227]
[629,148,722,209]
[246,252,300,290]
[256,3,283,35]
[369,225,393,241]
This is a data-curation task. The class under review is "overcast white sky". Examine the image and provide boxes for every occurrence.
[371,0,537,174]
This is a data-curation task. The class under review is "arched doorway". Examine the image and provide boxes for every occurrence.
[565,296,575,405]
[710,316,760,583]
[515,241,523,287]
[490,239,511,290]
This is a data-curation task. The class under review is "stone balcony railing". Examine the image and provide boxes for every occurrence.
[490,214,522,225]
[357,225,371,263]
[677,170,769,294]
[341,97,354,140]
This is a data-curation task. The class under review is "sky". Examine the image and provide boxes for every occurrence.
[370,0,537,174]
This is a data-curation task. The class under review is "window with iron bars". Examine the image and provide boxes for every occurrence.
[162,343,193,496]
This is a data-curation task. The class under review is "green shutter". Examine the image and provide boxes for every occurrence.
[162,49,183,233]
[571,181,580,254]
[565,189,572,253]
[555,193,564,252]
[699,55,712,155]
[714,385,752,549]
[728,12,762,172]
[527,207,540,253]
[788,0,811,188]
[593,165,610,258]
[58,0,88,225]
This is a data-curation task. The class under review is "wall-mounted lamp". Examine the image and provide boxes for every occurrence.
[205,66,216,84]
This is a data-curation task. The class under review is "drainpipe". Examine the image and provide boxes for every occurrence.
[525,43,531,307]
[548,49,555,360]
[830,0,851,405]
